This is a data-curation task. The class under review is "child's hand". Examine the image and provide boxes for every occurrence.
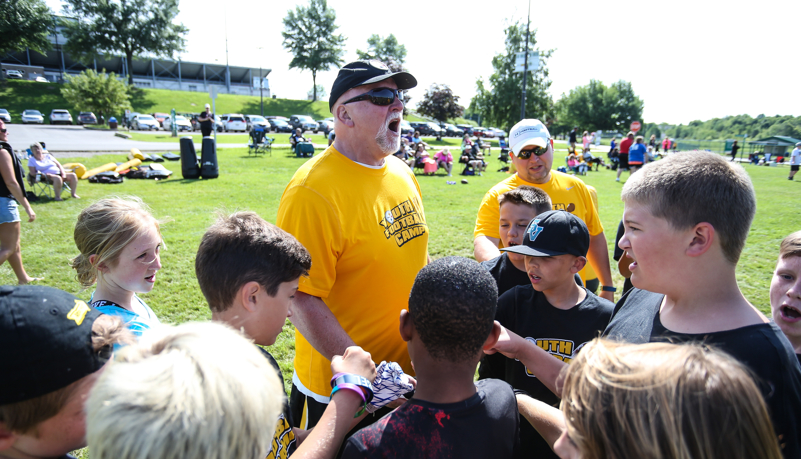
[484,322,525,359]
[366,361,415,413]
[330,346,376,382]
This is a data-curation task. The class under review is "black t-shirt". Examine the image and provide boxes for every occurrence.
[341,378,519,459]
[0,142,25,200]
[481,254,585,298]
[604,288,801,458]
[481,253,531,297]
[479,284,614,458]
[568,131,577,143]
[258,347,297,458]
[199,110,213,129]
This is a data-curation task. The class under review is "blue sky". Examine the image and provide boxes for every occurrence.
[46,0,801,125]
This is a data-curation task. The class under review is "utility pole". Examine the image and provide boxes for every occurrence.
[520,0,531,120]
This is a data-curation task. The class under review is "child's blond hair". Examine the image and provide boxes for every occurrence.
[779,231,801,259]
[72,197,163,288]
[86,322,284,459]
[621,151,755,264]
[561,339,782,459]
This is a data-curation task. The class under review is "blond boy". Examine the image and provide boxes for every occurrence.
[771,231,801,361]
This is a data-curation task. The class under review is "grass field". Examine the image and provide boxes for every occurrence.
[7,146,798,458]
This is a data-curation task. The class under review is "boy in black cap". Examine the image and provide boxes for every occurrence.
[0,285,133,459]
[478,210,613,459]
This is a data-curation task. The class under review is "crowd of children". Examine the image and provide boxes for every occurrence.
[1,148,800,459]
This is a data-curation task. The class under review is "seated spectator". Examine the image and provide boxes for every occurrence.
[0,285,134,459]
[414,143,437,175]
[553,339,783,459]
[394,138,415,168]
[433,148,453,176]
[27,142,79,200]
[411,130,422,146]
[460,141,486,176]
[290,128,308,151]
[342,258,520,458]
[498,136,510,163]
[566,152,580,174]
[461,133,474,154]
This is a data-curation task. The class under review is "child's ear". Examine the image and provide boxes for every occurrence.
[482,321,502,351]
[571,256,587,273]
[238,281,262,312]
[0,422,18,452]
[686,222,715,257]
[399,309,413,342]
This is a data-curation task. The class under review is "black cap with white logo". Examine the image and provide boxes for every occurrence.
[500,210,589,258]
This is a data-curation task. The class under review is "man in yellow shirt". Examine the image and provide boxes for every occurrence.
[473,119,615,302]
[276,60,427,430]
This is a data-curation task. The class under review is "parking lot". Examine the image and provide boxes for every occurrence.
[4,124,252,157]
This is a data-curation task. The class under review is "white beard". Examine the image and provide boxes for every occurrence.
[375,115,401,154]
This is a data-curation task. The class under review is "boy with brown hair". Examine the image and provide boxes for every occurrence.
[0,285,133,459]
[342,257,519,458]
[479,210,613,458]
[487,152,801,456]
[771,230,801,362]
[480,186,552,296]
[196,212,400,459]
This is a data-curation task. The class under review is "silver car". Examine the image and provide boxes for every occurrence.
[0,109,10,123]
[132,114,160,130]
[21,110,44,124]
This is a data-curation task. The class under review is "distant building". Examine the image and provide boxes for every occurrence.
[0,16,270,96]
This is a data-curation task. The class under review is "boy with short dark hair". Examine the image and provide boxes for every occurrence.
[195,212,393,459]
[481,186,552,297]
[0,285,133,459]
[479,210,613,458]
[342,257,519,459]
[487,152,801,456]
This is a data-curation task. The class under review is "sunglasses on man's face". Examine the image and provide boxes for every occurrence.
[0,129,7,133]
[516,144,548,160]
[343,88,404,106]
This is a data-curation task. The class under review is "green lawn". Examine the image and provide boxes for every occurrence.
[9,147,797,459]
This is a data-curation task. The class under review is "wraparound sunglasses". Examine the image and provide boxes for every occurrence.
[343,88,404,106]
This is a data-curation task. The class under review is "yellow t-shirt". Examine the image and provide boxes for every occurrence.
[473,171,603,282]
[276,147,428,397]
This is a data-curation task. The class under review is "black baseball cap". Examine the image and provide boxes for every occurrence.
[0,285,105,404]
[500,210,590,258]
[329,60,417,111]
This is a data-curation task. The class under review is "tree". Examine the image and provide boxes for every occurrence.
[356,34,406,72]
[61,69,131,124]
[60,0,188,85]
[282,0,345,102]
[553,79,643,134]
[308,84,327,100]
[0,0,52,80]
[417,84,464,140]
[470,21,553,132]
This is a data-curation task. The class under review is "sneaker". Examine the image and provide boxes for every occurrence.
[615,177,620,182]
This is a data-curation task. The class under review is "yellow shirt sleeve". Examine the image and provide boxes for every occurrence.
[473,188,503,240]
[275,185,342,299]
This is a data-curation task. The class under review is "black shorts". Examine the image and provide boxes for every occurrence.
[618,154,629,170]
[792,165,800,172]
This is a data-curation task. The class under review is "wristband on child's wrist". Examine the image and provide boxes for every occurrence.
[330,373,374,417]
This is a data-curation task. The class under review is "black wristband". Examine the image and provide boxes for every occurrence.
[601,285,617,292]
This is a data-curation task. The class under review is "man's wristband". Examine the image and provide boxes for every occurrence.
[601,285,617,292]
[330,373,374,404]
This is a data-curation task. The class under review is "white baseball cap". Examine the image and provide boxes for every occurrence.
[510,119,551,156]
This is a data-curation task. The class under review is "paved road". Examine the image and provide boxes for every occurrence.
[2,124,266,157]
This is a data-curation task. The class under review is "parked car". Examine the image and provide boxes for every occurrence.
[163,115,192,132]
[34,76,48,83]
[245,115,270,132]
[220,114,247,132]
[315,119,332,134]
[408,121,424,133]
[487,127,507,138]
[415,122,442,136]
[289,115,318,132]
[21,110,44,124]
[0,109,11,123]
[456,124,474,135]
[152,113,169,127]
[77,112,97,125]
[132,114,160,130]
[443,124,463,137]
[267,118,293,133]
[124,112,140,128]
[5,70,23,80]
[399,120,413,135]
[472,127,488,137]
[49,109,73,125]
